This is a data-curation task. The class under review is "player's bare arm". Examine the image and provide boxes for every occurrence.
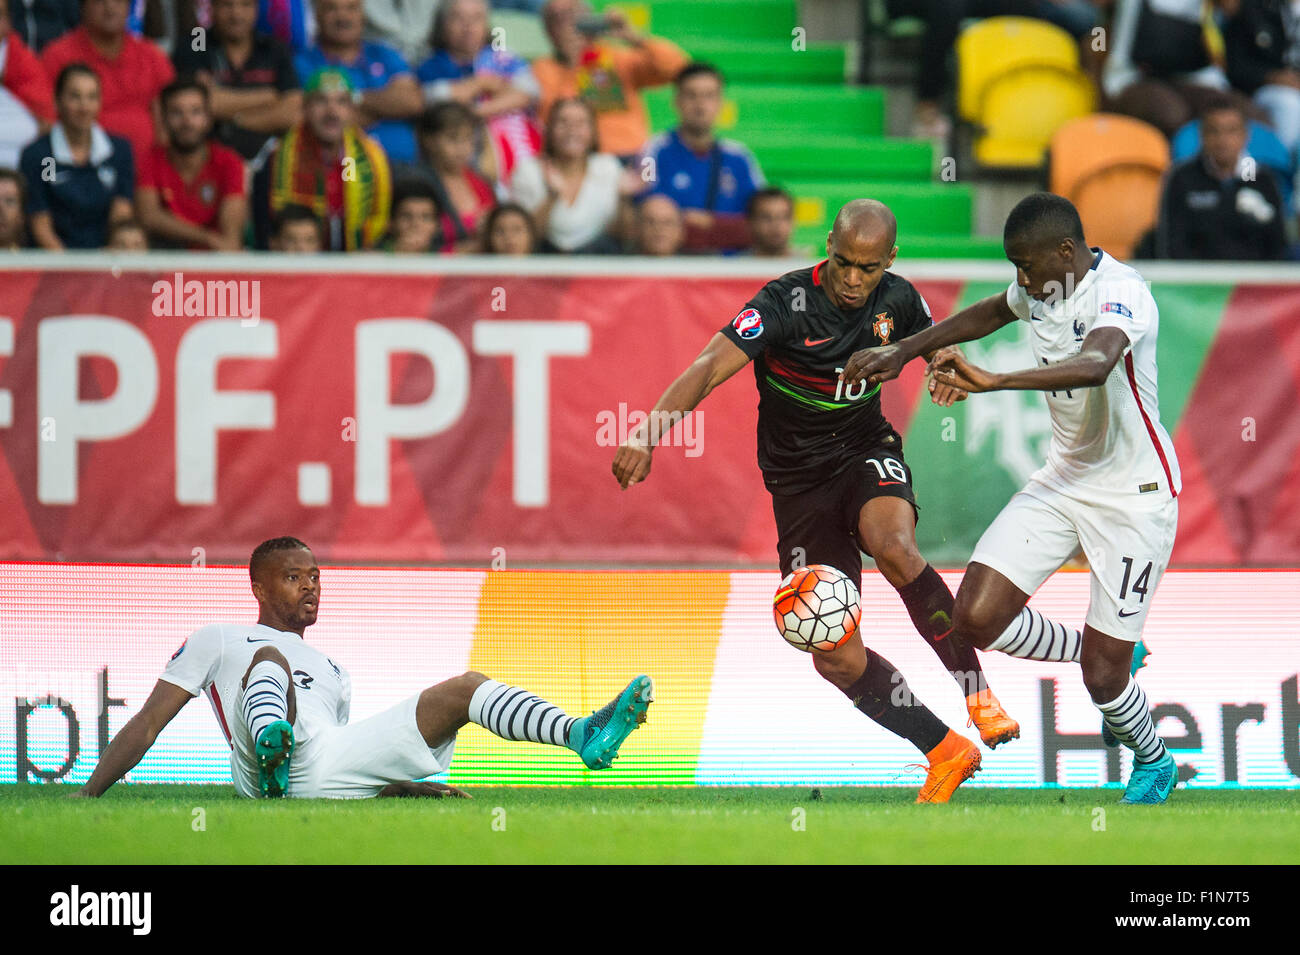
[612,332,750,489]
[74,680,194,797]
[928,325,1129,396]
[839,293,1019,387]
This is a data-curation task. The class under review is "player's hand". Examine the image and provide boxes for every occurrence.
[927,372,969,407]
[612,440,652,489]
[840,343,905,389]
[927,346,998,394]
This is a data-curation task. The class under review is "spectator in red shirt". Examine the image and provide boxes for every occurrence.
[0,0,54,167]
[136,78,247,250]
[41,0,175,161]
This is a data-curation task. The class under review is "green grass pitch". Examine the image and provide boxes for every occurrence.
[4,785,1298,864]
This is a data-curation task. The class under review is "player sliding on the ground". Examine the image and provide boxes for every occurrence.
[844,193,1181,805]
[613,199,1017,804]
[75,537,654,799]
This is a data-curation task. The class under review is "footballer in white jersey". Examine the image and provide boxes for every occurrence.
[842,193,1183,804]
[76,537,655,800]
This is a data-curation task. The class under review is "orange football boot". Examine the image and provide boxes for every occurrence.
[915,730,982,804]
[966,689,1021,748]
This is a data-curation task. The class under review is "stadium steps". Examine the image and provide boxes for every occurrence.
[643,84,886,138]
[599,0,1000,258]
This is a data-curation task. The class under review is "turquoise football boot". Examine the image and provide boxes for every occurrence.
[1120,750,1177,804]
[1102,639,1151,748]
[255,719,295,797]
[568,676,654,770]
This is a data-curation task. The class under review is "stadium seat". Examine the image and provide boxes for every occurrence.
[1050,113,1170,260]
[641,84,885,138]
[1170,119,1295,212]
[957,17,1096,167]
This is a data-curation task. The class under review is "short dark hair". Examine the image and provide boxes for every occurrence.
[746,185,793,218]
[481,200,537,252]
[416,100,478,139]
[675,61,724,89]
[391,178,442,216]
[250,536,311,582]
[1003,192,1086,248]
[271,203,323,240]
[55,62,99,99]
[1200,93,1246,124]
[160,77,210,111]
[106,217,146,242]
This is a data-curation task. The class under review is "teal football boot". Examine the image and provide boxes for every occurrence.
[568,676,654,770]
[1120,750,1177,804]
[255,719,295,797]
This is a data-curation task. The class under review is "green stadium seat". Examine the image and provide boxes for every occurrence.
[641,85,886,138]
[679,41,846,84]
[744,134,934,182]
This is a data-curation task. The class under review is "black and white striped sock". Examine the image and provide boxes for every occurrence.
[242,661,289,740]
[468,680,577,749]
[986,607,1082,663]
[1096,677,1167,763]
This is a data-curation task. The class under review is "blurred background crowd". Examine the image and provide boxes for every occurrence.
[0,0,1295,260]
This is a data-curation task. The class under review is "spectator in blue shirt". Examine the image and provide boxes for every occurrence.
[640,61,764,254]
[295,0,422,162]
[20,63,134,249]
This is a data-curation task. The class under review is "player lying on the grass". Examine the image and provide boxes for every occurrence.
[613,199,1018,804]
[843,193,1180,805]
[75,537,654,799]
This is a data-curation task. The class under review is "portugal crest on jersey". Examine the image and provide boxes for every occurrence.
[873,312,893,344]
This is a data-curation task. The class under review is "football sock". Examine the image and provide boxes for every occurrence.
[242,660,289,740]
[842,649,950,754]
[986,607,1082,663]
[1096,677,1168,764]
[896,564,987,697]
[468,680,576,748]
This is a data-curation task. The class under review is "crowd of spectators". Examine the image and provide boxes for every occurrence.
[0,0,793,257]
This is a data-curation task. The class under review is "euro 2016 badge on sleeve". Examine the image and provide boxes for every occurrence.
[732,308,763,339]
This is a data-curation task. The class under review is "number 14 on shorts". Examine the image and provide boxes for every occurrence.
[1118,556,1153,616]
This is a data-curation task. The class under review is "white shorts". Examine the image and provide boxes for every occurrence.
[232,693,456,799]
[970,481,1178,642]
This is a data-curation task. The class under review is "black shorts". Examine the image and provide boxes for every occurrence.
[771,442,918,592]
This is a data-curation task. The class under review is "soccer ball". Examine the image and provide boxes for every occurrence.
[772,564,861,653]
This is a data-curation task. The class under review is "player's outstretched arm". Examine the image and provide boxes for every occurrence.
[840,293,1018,387]
[929,326,1129,394]
[73,680,194,797]
[612,332,750,489]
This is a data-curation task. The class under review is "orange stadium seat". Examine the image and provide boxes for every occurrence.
[1050,113,1170,260]
[957,17,1096,167]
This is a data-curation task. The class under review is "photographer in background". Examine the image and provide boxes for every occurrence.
[532,0,687,162]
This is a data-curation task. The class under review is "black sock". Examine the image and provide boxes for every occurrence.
[843,649,950,754]
[896,564,987,698]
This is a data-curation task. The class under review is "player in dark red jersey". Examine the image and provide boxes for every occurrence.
[612,199,1014,802]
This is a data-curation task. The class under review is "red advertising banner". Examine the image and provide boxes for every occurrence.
[0,265,809,563]
[0,259,1296,565]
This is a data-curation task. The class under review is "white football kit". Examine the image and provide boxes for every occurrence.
[160,623,453,797]
[970,250,1181,641]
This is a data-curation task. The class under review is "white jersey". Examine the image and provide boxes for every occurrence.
[160,622,351,769]
[1005,250,1181,507]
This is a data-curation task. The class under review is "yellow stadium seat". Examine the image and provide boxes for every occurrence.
[958,17,1096,167]
[1050,113,1170,260]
